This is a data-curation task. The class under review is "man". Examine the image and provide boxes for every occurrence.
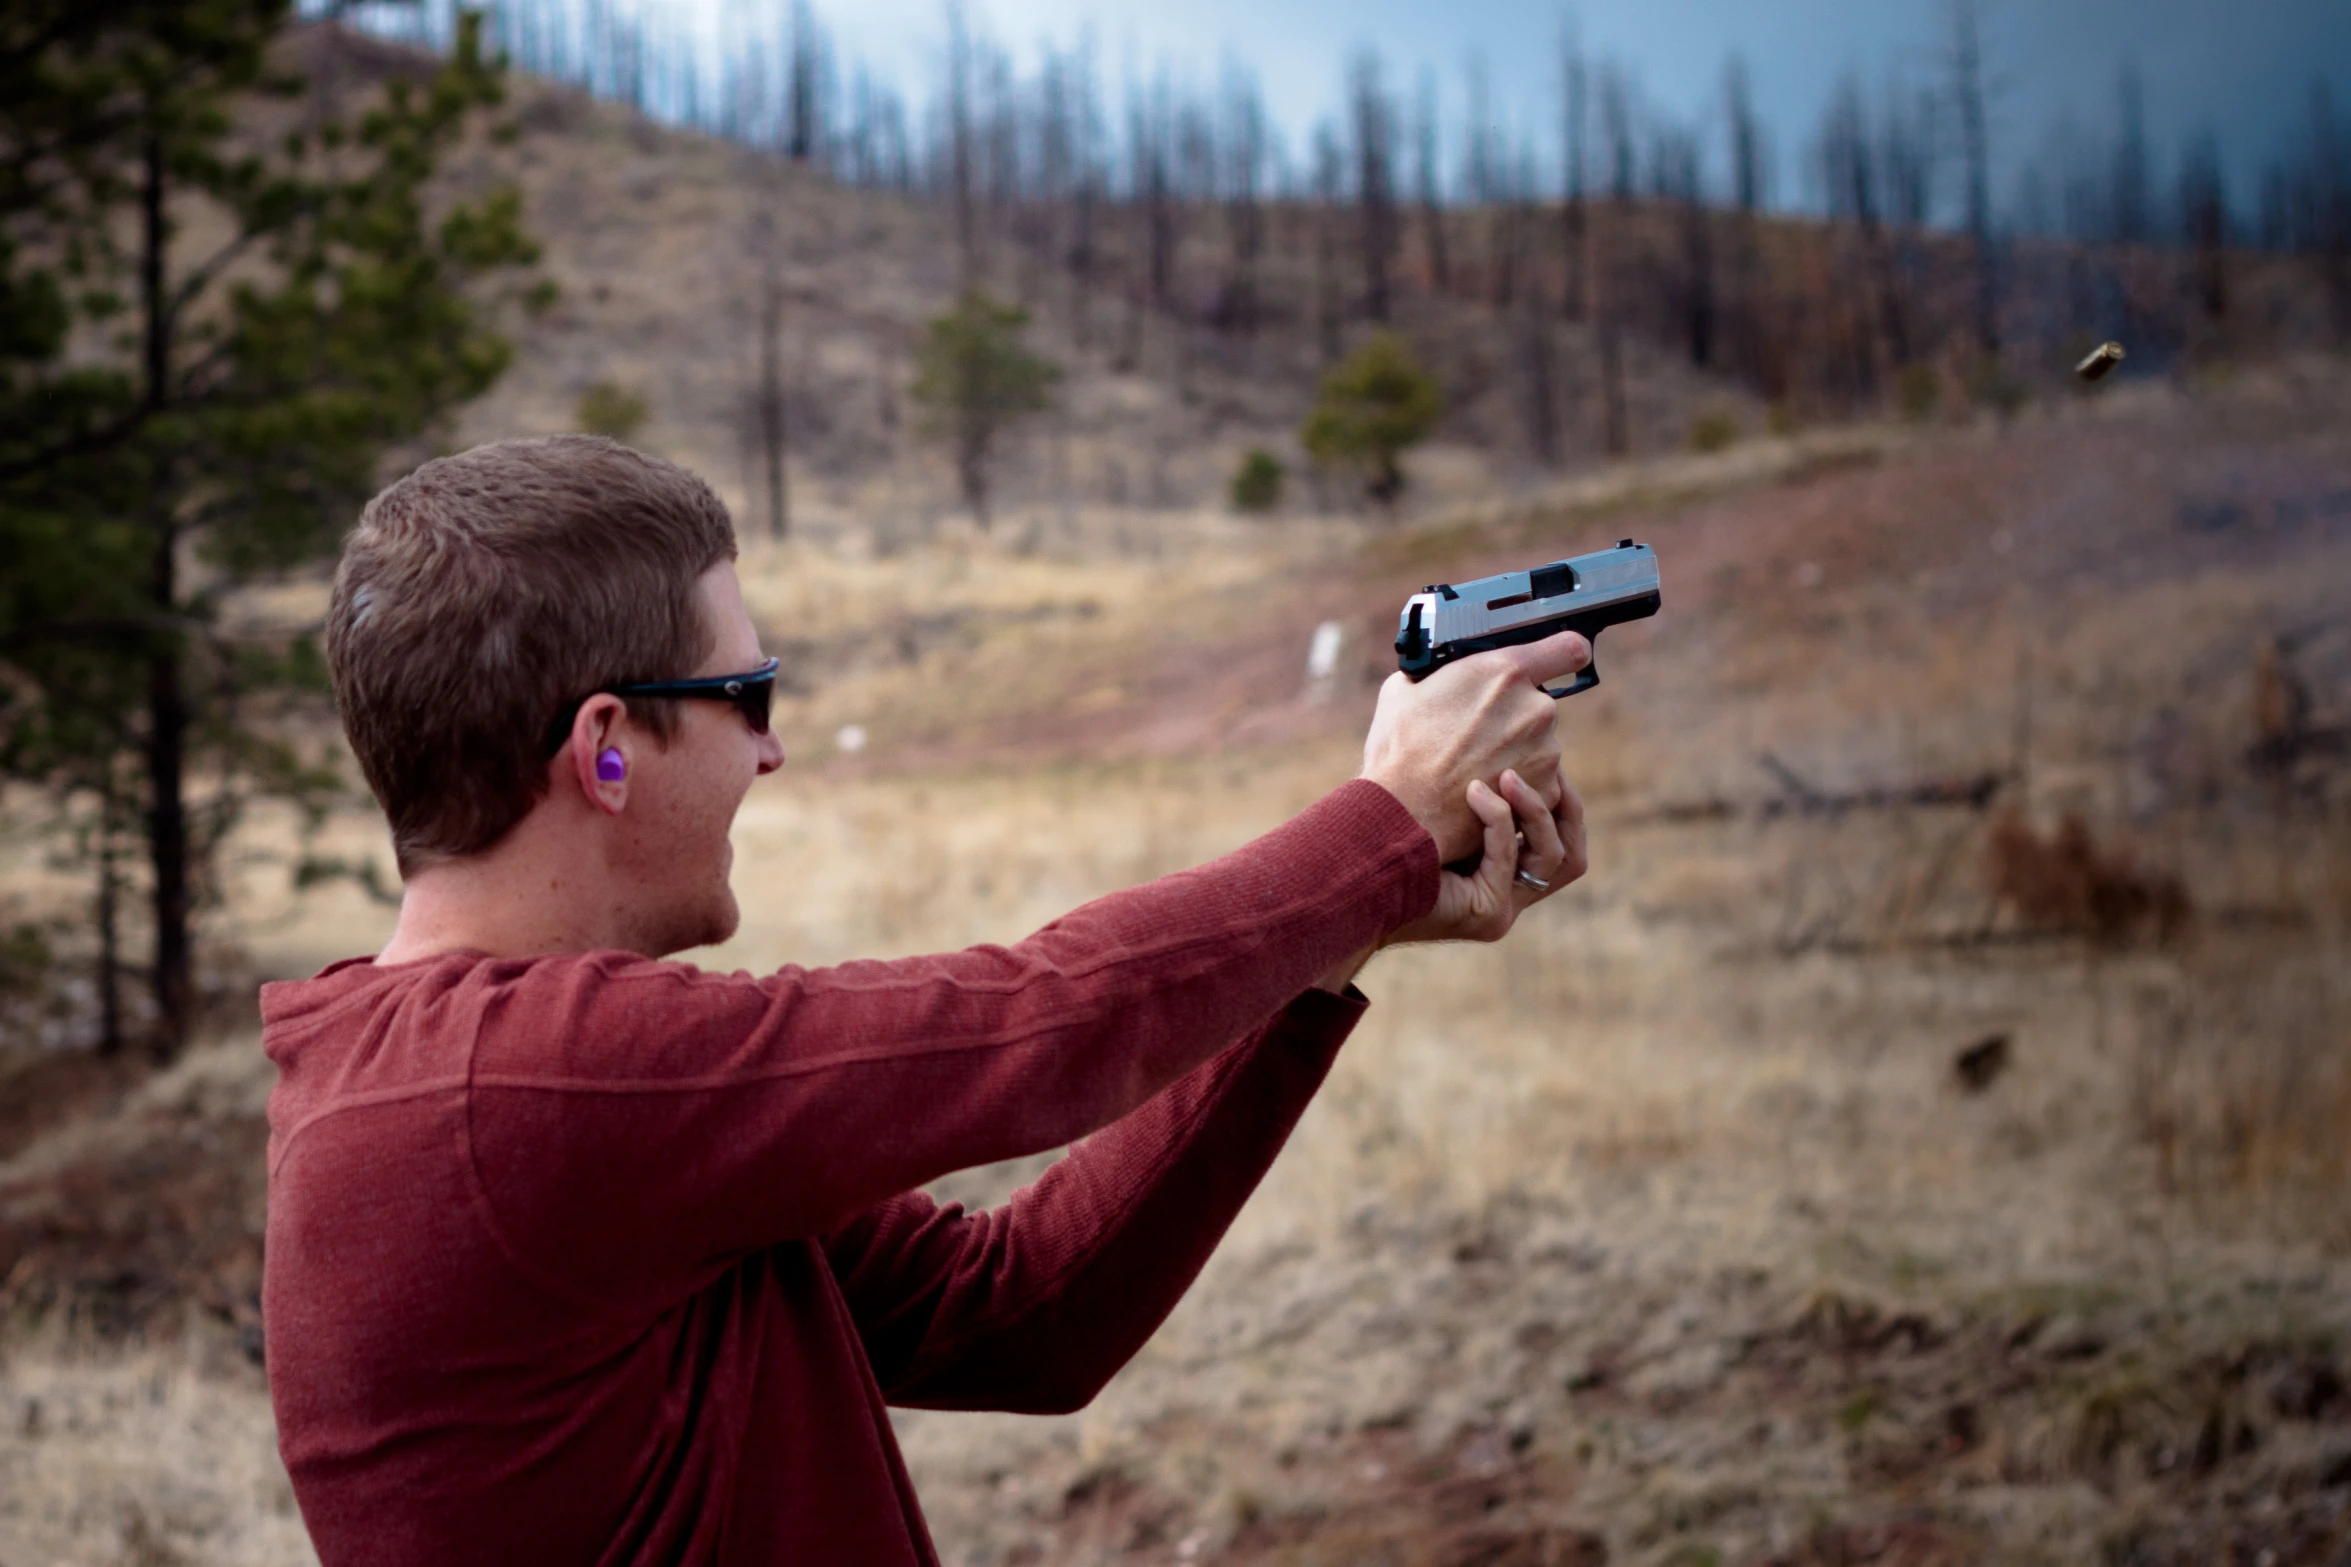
[262,435,1590,1564]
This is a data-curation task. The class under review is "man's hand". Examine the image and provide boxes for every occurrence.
[1359,627,1589,865]
[1383,767,1586,948]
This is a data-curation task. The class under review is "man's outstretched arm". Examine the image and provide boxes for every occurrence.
[824,985,1364,1414]
[824,754,1589,1414]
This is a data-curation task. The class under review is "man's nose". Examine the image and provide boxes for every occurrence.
[755,727,787,775]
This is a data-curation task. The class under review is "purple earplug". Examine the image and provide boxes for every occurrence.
[595,748,626,783]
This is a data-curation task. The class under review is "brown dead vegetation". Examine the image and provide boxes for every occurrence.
[1985,809,2191,944]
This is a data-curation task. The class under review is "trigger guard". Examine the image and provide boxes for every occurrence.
[1542,666,1600,699]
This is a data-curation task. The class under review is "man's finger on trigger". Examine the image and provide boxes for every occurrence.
[1503,628,1590,690]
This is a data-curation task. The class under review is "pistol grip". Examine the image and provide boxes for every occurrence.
[1542,664,1600,699]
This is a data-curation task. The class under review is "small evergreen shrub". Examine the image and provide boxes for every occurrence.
[1229,449,1285,513]
[575,378,650,442]
[1687,407,1740,454]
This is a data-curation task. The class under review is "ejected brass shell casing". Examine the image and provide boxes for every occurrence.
[2074,341,2125,382]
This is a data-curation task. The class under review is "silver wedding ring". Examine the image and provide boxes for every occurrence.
[1514,868,1551,892]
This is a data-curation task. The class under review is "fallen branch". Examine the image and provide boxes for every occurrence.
[1621,754,2005,826]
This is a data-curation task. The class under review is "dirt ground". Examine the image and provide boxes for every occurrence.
[4,364,2351,1565]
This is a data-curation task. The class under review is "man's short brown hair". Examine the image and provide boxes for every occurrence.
[328,436,738,873]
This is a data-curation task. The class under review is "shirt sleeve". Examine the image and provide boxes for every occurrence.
[823,986,1365,1414]
[460,779,1435,1309]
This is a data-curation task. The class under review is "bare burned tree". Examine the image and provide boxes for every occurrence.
[1653,123,1714,368]
[946,0,980,293]
[1723,54,1775,394]
[1350,50,1400,324]
[749,201,791,540]
[840,68,912,190]
[1820,73,1904,380]
[2308,84,2351,337]
[1034,49,1077,312]
[785,0,822,161]
[980,45,1021,297]
[1172,91,1217,393]
[1463,55,1510,309]
[1220,63,1270,336]
[2111,63,2151,246]
[1313,122,1345,364]
[1122,78,1176,367]
[1510,144,1561,464]
[1947,0,2000,352]
[2178,129,2229,323]
[1594,62,1633,454]
[1880,79,1932,229]
[1149,82,1180,314]
[1559,27,1589,322]
[1414,68,1452,297]
[1065,43,1105,349]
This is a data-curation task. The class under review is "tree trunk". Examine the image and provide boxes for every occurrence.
[1415,70,1449,296]
[758,265,789,540]
[1316,207,1343,366]
[1870,231,1909,369]
[1595,215,1628,458]
[1313,128,1344,366]
[1951,0,2000,353]
[1147,170,1175,313]
[1353,57,1393,324]
[1560,198,1586,323]
[1489,202,1517,312]
[1070,179,1095,350]
[1520,295,1559,466]
[1724,56,1766,385]
[146,517,190,1061]
[948,4,979,295]
[1684,200,1717,369]
[1590,130,1631,458]
[1118,209,1145,372]
[959,429,991,529]
[1597,315,1627,457]
[140,114,192,1062]
[1560,37,1588,322]
[95,772,123,1056]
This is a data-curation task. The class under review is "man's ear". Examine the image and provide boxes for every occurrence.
[562,694,631,817]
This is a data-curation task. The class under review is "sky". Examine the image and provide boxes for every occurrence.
[786,0,2349,224]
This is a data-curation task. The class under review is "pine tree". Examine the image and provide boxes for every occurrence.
[1300,331,1442,505]
[908,292,1058,528]
[0,2,540,1058]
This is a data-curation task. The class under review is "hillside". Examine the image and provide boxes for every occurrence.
[5,339,2351,1562]
[395,46,1781,547]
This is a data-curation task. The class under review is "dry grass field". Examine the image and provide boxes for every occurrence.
[4,359,2351,1565]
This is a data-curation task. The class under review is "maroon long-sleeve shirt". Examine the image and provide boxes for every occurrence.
[260,779,1438,1565]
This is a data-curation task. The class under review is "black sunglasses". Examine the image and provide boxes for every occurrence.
[543,657,781,756]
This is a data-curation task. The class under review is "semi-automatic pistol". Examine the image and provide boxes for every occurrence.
[1394,539,1662,698]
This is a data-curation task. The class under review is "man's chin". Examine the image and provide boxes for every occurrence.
[638,888,741,961]
[684,887,742,955]
[704,888,742,949]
